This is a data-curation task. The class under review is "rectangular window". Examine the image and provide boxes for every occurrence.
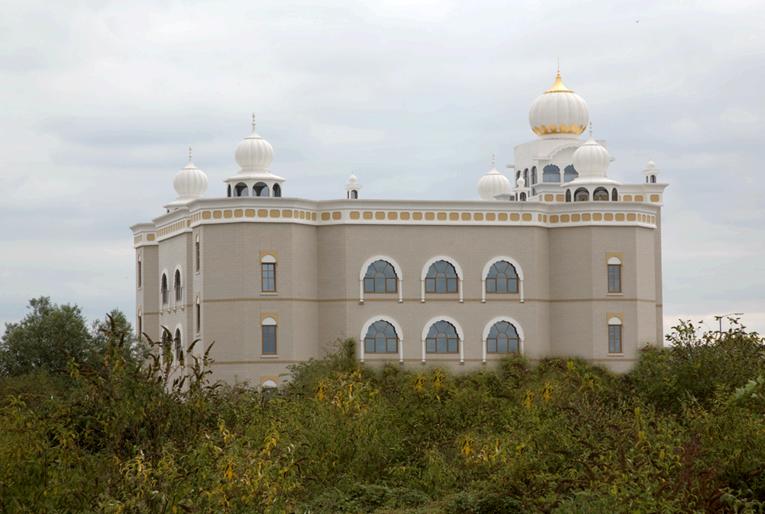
[262,325,277,354]
[196,302,201,333]
[195,240,200,272]
[261,263,276,292]
[608,264,622,293]
[137,315,142,339]
[608,324,622,353]
[137,259,142,288]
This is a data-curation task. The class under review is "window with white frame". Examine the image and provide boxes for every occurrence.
[261,255,277,292]
[262,317,277,355]
[607,257,622,293]
[608,317,623,353]
[363,320,399,354]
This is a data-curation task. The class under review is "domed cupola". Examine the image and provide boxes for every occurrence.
[572,130,610,178]
[529,69,589,138]
[225,115,286,198]
[477,154,511,200]
[166,147,208,210]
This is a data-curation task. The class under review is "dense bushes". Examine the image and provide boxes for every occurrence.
[0,316,764,512]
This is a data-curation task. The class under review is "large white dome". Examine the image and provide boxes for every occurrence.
[235,118,274,172]
[572,135,610,178]
[173,151,208,200]
[478,160,511,200]
[529,71,589,138]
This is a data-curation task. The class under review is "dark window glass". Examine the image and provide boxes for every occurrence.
[543,164,560,183]
[608,324,622,353]
[137,315,142,340]
[487,321,520,354]
[364,320,398,354]
[363,260,397,293]
[196,302,201,332]
[608,264,622,293]
[235,183,249,197]
[254,182,270,197]
[651,175,656,184]
[563,165,578,182]
[262,263,276,292]
[262,325,277,354]
[425,320,459,353]
[425,260,458,294]
[174,329,183,363]
[195,240,200,271]
[486,260,519,294]
[574,188,589,201]
[565,189,571,202]
[611,188,618,201]
[593,187,609,201]
[161,274,169,305]
[273,184,282,197]
[137,259,142,288]
[174,270,182,302]
[531,166,537,184]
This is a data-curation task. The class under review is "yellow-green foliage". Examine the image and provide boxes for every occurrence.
[0,319,764,513]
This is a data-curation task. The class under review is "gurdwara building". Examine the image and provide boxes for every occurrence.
[131,70,667,386]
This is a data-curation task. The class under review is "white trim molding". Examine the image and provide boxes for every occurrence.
[359,255,404,304]
[420,256,464,303]
[359,316,404,364]
[481,316,525,363]
[421,315,465,364]
[481,256,525,303]
[607,256,622,265]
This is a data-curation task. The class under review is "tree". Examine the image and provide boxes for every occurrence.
[0,297,96,376]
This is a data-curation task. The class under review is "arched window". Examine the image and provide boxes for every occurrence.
[611,188,618,201]
[174,269,182,302]
[235,183,249,197]
[350,190,358,199]
[425,320,459,354]
[195,297,201,333]
[195,235,201,272]
[137,257,142,288]
[607,256,622,293]
[262,317,277,355]
[563,165,578,182]
[174,328,183,364]
[593,187,609,201]
[608,317,623,353]
[486,260,519,294]
[273,184,282,197]
[425,260,458,294]
[364,260,397,294]
[161,273,169,305]
[364,320,399,354]
[565,189,572,202]
[227,184,232,197]
[543,164,560,183]
[574,187,589,202]
[520,192,527,201]
[261,254,277,292]
[254,182,270,197]
[523,168,529,185]
[650,175,656,184]
[486,321,520,354]
[531,166,537,184]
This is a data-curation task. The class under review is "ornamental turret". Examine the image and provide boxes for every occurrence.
[224,115,286,198]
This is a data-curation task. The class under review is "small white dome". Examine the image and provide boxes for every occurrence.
[346,173,360,190]
[235,116,273,172]
[529,71,589,138]
[173,149,208,200]
[478,159,511,200]
[572,135,610,178]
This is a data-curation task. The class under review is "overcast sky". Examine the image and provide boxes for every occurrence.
[1,0,763,339]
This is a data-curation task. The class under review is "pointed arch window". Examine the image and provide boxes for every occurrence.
[486,321,520,354]
[425,260,458,294]
[161,273,169,305]
[563,165,578,182]
[174,269,182,303]
[425,320,459,354]
[364,320,399,354]
[364,260,398,294]
[543,164,561,183]
[486,260,519,294]
[531,166,538,184]
[174,328,183,364]
[574,187,589,201]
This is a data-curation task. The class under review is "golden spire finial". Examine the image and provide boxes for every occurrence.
[188,145,193,163]
[251,113,256,131]
[545,64,573,94]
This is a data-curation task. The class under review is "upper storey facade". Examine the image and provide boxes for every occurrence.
[131,70,668,386]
